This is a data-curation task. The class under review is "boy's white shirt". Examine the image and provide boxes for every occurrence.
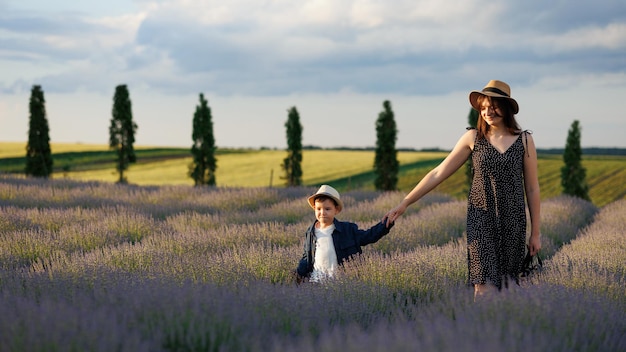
[311,224,338,282]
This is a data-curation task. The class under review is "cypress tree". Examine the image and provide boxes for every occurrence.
[561,120,590,200]
[465,108,479,191]
[189,93,217,186]
[374,100,399,191]
[282,106,303,187]
[109,84,137,184]
[25,85,53,178]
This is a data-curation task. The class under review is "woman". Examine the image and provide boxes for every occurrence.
[383,80,541,299]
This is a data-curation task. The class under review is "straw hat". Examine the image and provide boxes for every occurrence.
[307,185,343,213]
[469,80,519,114]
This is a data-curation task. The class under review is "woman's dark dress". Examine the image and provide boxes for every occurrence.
[467,132,528,289]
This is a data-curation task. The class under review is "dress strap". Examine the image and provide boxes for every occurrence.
[522,130,533,157]
[466,127,477,142]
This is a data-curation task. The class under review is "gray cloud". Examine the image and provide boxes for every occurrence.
[1,1,624,97]
[0,13,89,34]
[502,0,626,32]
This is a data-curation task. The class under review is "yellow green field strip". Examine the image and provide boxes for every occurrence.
[0,142,107,158]
[61,157,195,185]
[59,150,447,188]
[394,155,626,207]
[57,150,280,187]
[302,150,446,186]
[584,158,626,206]
[0,142,164,158]
[531,156,626,207]
[537,158,565,199]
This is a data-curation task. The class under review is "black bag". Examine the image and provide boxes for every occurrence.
[520,247,543,278]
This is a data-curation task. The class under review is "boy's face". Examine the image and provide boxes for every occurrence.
[314,198,338,228]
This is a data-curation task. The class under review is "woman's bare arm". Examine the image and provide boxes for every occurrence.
[384,129,475,224]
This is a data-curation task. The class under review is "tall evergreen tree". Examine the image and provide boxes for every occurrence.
[25,85,53,178]
[374,100,399,191]
[109,84,137,184]
[465,108,479,191]
[561,120,590,200]
[282,106,303,187]
[189,93,217,186]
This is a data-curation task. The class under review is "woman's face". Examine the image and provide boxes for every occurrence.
[480,98,504,127]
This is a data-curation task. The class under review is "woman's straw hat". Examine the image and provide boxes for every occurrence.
[307,185,343,213]
[469,80,519,114]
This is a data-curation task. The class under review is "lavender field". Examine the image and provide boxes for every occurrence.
[0,175,624,351]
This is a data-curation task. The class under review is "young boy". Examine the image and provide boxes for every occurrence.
[295,184,394,283]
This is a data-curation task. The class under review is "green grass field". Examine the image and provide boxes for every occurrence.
[1,142,625,207]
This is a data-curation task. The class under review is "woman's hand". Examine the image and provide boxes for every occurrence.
[528,233,541,256]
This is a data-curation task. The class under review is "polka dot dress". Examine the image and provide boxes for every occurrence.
[467,131,528,289]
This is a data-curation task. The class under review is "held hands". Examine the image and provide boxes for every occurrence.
[383,203,407,228]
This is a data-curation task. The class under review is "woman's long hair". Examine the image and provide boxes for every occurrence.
[475,95,521,139]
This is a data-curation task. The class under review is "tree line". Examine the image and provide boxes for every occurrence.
[23,84,589,200]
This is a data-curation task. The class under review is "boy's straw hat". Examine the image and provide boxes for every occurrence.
[469,80,519,114]
[307,185,343,213]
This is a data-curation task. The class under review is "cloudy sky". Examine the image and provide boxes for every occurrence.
[1,0,625,149]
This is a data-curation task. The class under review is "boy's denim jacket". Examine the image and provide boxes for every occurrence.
[296,218,393,278]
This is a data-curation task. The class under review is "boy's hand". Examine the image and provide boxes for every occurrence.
[292,270,306,285]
